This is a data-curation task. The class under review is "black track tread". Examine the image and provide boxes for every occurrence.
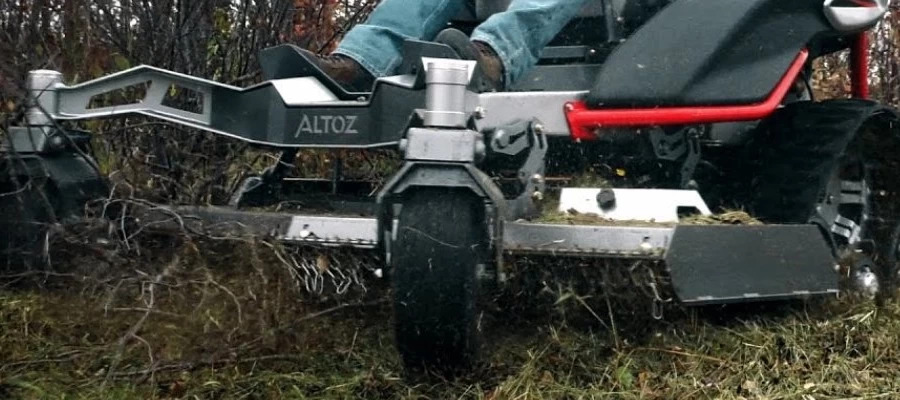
[392,187,486,372]
[749,100,885,224]
[748,99,900,293]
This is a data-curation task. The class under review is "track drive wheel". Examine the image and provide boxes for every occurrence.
[748,100,900,298]
[0,172,59,262]
[392,187,488,373]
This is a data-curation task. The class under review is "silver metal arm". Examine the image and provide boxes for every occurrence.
[56,66,227,126]
[24,60,582,149]
[25,66,416,148]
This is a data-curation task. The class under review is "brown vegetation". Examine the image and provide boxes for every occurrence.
[1,1,899,398]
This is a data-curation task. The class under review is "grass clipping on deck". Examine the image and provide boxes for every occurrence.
[537,201,763,227]
[680,210,763,225]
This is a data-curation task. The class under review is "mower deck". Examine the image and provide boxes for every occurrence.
[140,205,841,305]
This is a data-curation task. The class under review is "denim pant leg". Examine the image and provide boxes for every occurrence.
[335,0,466,77]
[471,0,590,84]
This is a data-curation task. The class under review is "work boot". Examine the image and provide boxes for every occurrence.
[434,29,506,92]
[306,53,375,93]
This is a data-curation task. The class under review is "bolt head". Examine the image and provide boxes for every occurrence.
[49,134,66,150]
[533,123,544,134]
[474,141,486,162]
[474,106,486,119]
[853,267,880,299]
[596,188,617,210]
[532,191,544,201]
[531,174,544,184]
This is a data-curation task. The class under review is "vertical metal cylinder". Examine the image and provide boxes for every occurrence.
[26,70,63,126]
[424,62,469,128]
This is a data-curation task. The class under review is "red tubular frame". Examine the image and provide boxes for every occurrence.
[564,49,810,141]
[850,32,870,99]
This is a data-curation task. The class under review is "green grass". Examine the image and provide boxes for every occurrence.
[1,236,899,399]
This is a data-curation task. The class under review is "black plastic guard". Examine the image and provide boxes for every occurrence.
[665,225,839,305]
[586,0,835,107]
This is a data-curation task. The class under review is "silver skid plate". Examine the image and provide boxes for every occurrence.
[502,222,671,259]
[138,206,378,248]
[141,206,672,258]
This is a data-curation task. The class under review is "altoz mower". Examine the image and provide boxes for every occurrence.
[2,0,899,372]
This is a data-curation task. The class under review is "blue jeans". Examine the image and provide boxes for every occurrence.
[334,0,589,85]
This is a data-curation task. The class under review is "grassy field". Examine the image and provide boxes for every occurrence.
[1,229,899,400]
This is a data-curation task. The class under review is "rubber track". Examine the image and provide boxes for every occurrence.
[748,99,900,290]
[748,100,895,225]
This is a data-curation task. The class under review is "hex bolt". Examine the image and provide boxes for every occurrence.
[493,129,509,148]
[474,106,487,119]
[531,174,544,184]
[533,123,545,134]
[49,134,66,150]
[596,188,617,210]
[532,191,544,201]
[474,140,486,162]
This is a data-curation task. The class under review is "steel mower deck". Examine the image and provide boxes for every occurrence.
[3,0,899,373]
[137,204,842,305]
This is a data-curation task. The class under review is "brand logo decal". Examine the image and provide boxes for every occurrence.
[295,115,359,136]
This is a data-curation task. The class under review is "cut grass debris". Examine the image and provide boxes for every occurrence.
[2,230,899,399]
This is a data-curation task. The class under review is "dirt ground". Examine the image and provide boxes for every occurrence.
[1,224,898,400]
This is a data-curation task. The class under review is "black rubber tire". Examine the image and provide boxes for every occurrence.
[392,187,487,373]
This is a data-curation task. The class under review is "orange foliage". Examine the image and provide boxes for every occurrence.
[293,0,340,53]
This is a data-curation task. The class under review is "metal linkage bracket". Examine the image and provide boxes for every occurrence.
[483,119,549,219]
